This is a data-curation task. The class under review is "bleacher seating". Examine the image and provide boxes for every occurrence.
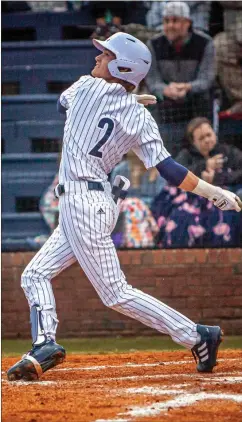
[2,153,58,249]
[2,40,96,67]
[2,40,96,95]
[2,65,82,95]
[2,154,58,206]
[2,121,64,153]
[1,13,98,250]
[2,94,64,121]
[2,11,96,41]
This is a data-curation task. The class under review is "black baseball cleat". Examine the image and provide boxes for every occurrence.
[191,324,223,373]
[7,340,65,381]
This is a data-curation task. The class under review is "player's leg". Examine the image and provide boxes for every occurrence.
[7,225,77,381]
[60,192,222,372]
[21,225,76,340]
[60,193,196,348]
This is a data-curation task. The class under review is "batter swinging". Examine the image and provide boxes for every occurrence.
[8,32,241,382]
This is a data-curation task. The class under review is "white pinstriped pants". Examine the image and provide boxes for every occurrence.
[21,184,198,349]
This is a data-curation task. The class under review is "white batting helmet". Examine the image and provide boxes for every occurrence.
[93,32,152,87]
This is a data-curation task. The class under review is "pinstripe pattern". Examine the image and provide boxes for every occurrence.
[21,227,76,340]
[22,187,197,348]
[58,75,170,183]
[21,75,199,349]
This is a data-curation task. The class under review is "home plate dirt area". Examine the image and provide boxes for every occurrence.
[2,350,242,422]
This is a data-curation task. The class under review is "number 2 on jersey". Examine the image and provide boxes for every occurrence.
[89,117,114,158]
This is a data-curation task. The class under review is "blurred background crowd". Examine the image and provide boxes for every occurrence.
[2,1,242,251]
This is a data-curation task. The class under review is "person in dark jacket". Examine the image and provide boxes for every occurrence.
[176,117,242,187]
[151,117,242,248]
[146,1,215,156]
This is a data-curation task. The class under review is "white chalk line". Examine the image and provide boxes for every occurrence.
[96,419,128,422]
[94,388,242,422]
[122,392,242,418]
[2,357,240,375]
[2,379,57,386]
[3,371,242,422]
[122,377,242,396]
[104,370,242,382]
[202,376,242,384]
[2,373,241,390]
[3,359,241,422]
[98,373,242,421]
[50,357,240,372]
[51,360,193,372]
[124,386,185,396]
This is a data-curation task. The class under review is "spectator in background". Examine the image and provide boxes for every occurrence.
[176,117,242,189]
[146,1,215,156]
[214,1,242,118]
[110,151,164,248]
[28,1,67,12]
[147,1,211,33]
[90,1,127,40]
[90,1,151,41]
[151,117,242,248]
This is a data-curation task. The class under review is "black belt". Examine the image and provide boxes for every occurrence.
[55,181,104,197]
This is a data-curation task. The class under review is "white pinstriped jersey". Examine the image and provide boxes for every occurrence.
[21,78,198,354]
[58,75,170,183]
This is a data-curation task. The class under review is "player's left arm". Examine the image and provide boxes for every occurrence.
[57,99,67,115]
[156,157,242,212]
[57,80,80,113]
[57,76,90,114]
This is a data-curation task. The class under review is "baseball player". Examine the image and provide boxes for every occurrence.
[8,32,241,382]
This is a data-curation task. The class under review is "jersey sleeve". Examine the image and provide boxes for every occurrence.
[59,75,90,110]
[132,110,170,169]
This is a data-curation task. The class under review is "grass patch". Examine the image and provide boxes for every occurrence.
[2,336,242,357]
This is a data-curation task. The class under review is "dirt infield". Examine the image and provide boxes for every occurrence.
[2,350,242,422]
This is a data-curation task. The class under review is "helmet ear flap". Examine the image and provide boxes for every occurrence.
[108,58,149,87]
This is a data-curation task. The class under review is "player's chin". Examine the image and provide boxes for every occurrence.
[166,32,177,42]
[91,68,100,78]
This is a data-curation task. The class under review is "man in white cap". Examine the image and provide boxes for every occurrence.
[146,1,215,156]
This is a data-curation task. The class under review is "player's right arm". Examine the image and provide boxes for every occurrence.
[156,158,241,212]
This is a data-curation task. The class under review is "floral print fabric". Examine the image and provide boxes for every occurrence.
[112,197,159,248]
[151,185,242,248]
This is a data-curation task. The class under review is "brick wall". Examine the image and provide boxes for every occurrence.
[2,249,242,338]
